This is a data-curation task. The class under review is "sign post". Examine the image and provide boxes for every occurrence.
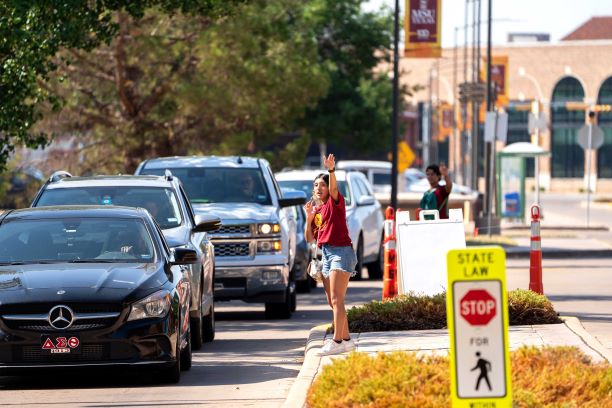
[577,111,603,228]
[447,247,512,407]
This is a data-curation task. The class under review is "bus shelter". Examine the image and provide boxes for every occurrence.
[496,142,550,222]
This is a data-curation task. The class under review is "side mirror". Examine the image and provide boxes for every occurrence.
[171,248,199,265]
[278,190,307,208]
[356,195,375,206]
[193,214,222,233]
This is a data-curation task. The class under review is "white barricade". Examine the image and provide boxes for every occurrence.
[395,209,466,296]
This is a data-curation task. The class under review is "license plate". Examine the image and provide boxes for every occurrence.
[41,334,81,355]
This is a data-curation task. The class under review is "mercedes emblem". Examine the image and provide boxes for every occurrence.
[48,305,75,330]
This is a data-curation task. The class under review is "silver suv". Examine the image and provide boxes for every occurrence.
[135,156,306,319]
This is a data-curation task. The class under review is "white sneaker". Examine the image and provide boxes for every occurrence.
[343,338,355,352]
[318,339,345,356]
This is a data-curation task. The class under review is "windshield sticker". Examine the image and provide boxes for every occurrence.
[102,195,112,205]
[167,218,178,222]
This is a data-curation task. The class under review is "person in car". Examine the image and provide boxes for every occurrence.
[419,163,453,219]
[304,153,357,356]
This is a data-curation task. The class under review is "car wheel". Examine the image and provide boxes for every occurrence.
[290,281,297,313]
[190,313,203,351]
[366,235,384,280]
[160,321,181,383]
[265,285,292,319]
[353,236,364,280]
[202,302,215,342]
[296,279,311,293]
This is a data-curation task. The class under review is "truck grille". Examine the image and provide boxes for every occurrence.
[214,224,251,235]
[214,243,251,257]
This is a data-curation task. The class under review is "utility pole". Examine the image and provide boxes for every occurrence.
[390,0,400,211]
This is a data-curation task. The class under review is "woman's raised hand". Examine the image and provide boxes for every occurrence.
[323,153,335,171]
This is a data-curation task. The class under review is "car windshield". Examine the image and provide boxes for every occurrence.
[277,180,352,206]
[142,167,272,205]
[36,187,183,229]
[0,218,155,264]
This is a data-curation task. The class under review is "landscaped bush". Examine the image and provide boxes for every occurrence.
[307,347,612,408]
[348,289,561,333]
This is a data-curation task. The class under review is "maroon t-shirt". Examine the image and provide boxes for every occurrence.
[312,193,352,247]
[433,185,450,219]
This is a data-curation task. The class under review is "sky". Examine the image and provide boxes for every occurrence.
[364,0,612,48]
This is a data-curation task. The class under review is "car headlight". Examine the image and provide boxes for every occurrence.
[258,223,280,234]
[257,240,282,253]
[128,290,172,321]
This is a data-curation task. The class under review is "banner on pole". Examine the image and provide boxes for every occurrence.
[404,0,442,58]
[481,55,509,107]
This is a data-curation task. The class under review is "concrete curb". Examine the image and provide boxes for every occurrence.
[561,316,612,364]
[504,248,612,259]
[282,324,329,408]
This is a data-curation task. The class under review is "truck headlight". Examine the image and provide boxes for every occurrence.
[258,223,280,234]
[128,290,171,321]
[257,240,282,253]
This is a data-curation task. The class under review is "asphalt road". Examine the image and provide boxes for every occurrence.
[0,278,381,407]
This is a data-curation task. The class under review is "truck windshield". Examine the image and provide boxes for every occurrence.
[142,167,272,205]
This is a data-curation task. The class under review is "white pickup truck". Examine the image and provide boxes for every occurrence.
[136,156,306,318]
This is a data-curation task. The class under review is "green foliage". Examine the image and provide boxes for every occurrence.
[348,289,560,333]
[307,347,612,407]
[348,292,447,332]
[40,0,327,173]
[507,288,561,325]
[300,0,420,153]
[0,0,245,172]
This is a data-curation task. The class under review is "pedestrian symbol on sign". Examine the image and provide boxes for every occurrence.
[471,351,492,391]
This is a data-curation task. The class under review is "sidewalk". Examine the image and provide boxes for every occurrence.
[283,317,612,408]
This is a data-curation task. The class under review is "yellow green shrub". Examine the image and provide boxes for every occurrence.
[307,347,612,408]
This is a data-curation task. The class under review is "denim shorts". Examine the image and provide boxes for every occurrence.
[321,244,358,278]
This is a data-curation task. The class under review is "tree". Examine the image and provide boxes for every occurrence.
[301,0,419,155]
[0,0,245,171]
[35,0,328,173]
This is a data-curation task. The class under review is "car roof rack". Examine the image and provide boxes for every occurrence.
[164,169,174,181]
[49,170,72,183]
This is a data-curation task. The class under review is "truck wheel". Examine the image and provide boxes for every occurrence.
[353,237,364,280]
[366,235,384,280]
[265,286,292,319]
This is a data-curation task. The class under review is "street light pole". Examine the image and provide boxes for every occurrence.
[390,0,400,212]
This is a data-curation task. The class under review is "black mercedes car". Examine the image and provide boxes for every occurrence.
[0,206,199,382]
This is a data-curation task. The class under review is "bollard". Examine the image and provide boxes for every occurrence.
[529,204,544,294]
[382,207,398,299]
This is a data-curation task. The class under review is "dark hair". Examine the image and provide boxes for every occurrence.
[426,164,441,177]
[313,173,329,185]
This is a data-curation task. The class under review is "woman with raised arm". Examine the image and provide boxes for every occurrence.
[304,153,357,356]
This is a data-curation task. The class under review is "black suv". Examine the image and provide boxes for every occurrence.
[31,171,220,350]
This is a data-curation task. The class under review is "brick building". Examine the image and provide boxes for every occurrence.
[400,16,612,192]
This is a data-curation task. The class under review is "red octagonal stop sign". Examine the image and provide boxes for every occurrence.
[460,289,497,326]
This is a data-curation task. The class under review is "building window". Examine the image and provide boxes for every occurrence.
[551,77,585,178]
[597,77,612,179]
[506,104,534,177]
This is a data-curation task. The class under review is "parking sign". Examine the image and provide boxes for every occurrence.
[447,247,512,407]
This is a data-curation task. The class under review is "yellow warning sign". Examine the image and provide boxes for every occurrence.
[397,141,415,173]
[446,246,512,407]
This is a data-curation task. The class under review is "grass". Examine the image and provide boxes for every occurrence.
[347,289,561,333]
[307,347,612,408]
